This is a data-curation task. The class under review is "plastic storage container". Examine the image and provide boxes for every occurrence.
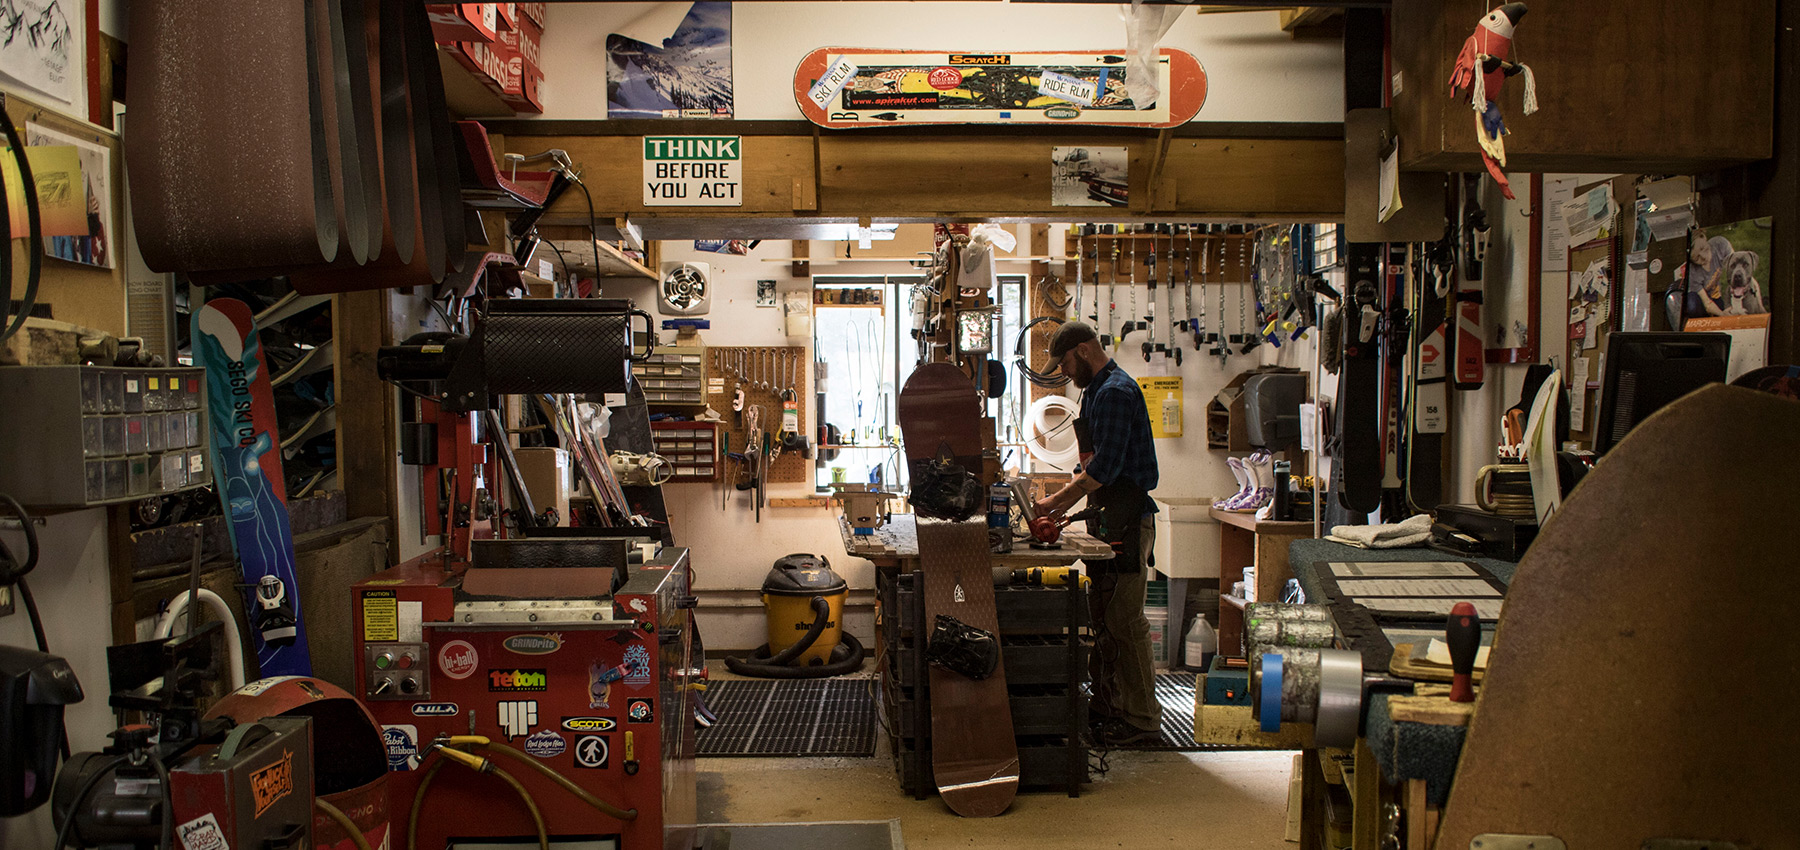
[1147,607,1170,669]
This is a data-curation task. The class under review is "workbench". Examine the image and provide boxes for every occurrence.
[839,514,1113,569]
[1286,539,1518,849]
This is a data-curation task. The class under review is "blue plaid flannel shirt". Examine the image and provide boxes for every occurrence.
[1078,360,1159,514]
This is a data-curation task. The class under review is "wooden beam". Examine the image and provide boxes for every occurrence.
[512,131,1346,222]
[1142,128,1176,212]
[334,290,399,559]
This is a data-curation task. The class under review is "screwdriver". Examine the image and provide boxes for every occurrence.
[1447,601,1480,703]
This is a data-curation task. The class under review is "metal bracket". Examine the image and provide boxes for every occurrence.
[1472,836,1567,850]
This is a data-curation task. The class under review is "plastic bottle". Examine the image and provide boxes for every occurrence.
[1185,613,1218,670]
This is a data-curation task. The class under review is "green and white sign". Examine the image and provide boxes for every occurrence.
[643,136,742,206]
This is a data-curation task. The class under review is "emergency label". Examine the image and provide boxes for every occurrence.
[361,589,398,642]
[643,136,742,207]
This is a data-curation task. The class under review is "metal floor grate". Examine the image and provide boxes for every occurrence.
[1104,672,1233,752]
[697,678,879,757]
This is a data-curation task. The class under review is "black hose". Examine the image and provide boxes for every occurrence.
[763,596,829,667]
[724,632,865,679]
[1013,315,1070,389]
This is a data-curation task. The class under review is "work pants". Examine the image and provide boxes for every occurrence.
[1088,514,1161,732]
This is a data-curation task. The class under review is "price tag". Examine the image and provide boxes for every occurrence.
[1037,70,1097,107]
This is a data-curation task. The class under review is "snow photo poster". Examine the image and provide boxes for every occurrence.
[607,2,733,119]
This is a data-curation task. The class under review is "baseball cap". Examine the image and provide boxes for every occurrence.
[1048,321,1099,360]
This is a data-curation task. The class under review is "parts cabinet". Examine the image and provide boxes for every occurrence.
[876,568,1090,797]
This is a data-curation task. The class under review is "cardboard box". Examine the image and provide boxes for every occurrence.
[513,447,570,525]
[427,4,497,44]
[517,2,546,27]
[495,14,540,72]
[495,2,517,31]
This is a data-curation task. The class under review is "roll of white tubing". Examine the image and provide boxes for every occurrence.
[1025,395,1080,471]
[155,589,248,691]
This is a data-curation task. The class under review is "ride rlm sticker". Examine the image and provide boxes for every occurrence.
[807,56,859,107]
[1037,70,1097,107]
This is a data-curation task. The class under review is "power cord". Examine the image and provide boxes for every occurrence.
[1,101,43,342]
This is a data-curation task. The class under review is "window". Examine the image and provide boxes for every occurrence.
[812,274,1027,491]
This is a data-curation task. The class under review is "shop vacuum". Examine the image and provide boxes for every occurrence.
[725,554,865,678]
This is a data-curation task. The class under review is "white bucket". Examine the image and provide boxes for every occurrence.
[1146,607,1171,669]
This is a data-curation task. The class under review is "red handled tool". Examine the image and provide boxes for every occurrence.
[1447,601,1480,702]
[1028,505,1103,545]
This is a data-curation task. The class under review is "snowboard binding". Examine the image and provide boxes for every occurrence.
[255,575,300,647]
[926,614,1001,680]
[911,445,983,521]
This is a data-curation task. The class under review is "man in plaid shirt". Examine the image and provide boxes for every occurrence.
[1035,321,1162,746]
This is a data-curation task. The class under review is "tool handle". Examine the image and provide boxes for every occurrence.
[1447,601,1480,703]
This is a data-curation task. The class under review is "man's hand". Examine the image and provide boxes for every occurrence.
[1032,495,1065,521]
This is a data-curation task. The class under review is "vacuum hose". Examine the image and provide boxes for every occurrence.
[314,798,373,850]
[723,596,866,679]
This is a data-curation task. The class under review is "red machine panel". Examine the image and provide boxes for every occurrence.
[353,545,696,850]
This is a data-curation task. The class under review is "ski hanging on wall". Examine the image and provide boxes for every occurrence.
[795,48,1207,129]
[194,298,313,678]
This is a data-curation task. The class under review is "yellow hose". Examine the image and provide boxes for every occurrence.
[314,797,373,850]
[474,741,639,821]
[489,764,550,850]
[407,752,549,850]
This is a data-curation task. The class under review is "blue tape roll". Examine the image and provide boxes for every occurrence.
[1259,652,1284,733]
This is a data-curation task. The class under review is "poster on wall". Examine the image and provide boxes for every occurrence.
[0,0,79,106]
[1675,217,1771,319]
[1050,146,1127,207]
[25,123,112,268]
[606,2,733,120]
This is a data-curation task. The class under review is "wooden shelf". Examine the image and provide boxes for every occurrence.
[1222,594,1249,611]
[547,239,657,281]
[1209,506,1313,534]
[437,47,515,119]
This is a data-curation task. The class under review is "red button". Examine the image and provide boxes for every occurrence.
[397,653,415,669]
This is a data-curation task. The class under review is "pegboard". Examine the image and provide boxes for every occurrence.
[706,346,809,484]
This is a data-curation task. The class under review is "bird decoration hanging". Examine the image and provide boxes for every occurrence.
[1448,3,1538,200]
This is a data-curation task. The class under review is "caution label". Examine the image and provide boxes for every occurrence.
[362,589,398,642]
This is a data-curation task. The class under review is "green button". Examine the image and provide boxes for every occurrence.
[375,654,393,670]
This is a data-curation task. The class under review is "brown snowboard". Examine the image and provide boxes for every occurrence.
[899,363,1019,817]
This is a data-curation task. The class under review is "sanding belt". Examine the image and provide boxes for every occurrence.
[127,0,462,290]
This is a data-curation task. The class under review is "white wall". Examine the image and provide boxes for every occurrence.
[0,511,122,847]
[537,4,1343,123]
[605,240,870,651]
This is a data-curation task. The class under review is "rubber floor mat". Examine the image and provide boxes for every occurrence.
[697,679,878,757]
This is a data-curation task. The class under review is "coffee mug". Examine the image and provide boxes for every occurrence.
[1476,463,1534,517]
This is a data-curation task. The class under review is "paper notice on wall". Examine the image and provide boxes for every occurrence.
[1542,176,1577,271]
[1684,314,1771,381]
[1569,357,1589,431]
[1562,183,1616,248]
[1378,140,1402,223]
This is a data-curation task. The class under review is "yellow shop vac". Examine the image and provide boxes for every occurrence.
[725,554,864,678]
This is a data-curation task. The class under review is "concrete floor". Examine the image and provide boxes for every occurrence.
[697,749,1297,848]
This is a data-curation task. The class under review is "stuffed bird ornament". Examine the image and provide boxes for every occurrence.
[1448,3,1538,199]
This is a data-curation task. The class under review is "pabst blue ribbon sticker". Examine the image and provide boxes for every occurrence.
[524,728,566,759]
[438,640,478,680]
[382,725,419,771]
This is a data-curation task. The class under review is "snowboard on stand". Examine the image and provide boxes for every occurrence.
[1336,243,1385,514]
[896,362,1019,817]
[193,298,312,677]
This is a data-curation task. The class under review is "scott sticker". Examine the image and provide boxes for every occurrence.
[178,813,229,850]
[627,698,654,724]
[561,716,617,732]
[383,725,419,771]
[411,702,458,717]
[438,640,478,679]
[503,633,563,655]
[488,668,548,692]
[524,729,567,759]
[574,735,610,769]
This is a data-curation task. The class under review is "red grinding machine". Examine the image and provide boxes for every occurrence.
[353,532,697,850]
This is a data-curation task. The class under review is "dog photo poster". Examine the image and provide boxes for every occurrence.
[1676,217,1771,318]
